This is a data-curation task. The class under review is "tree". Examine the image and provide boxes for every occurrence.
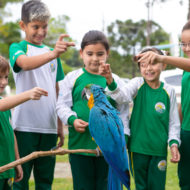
[107,19,169,77]
[0,20,21,58]
[0,0,23,8]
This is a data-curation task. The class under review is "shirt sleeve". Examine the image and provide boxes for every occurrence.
[106,76,143,104]
[56,57,64,82]
[168,87,181,146]
[9,43,25,73]
[56,73,77,125]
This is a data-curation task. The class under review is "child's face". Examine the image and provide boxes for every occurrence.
[20,20,48,45]
[140,61,165,84]
[80,43,109,74]
[181,29,190,58]
[0,70,9,94]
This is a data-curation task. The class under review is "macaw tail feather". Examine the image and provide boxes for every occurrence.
[108,167,123,190]
[109,161,130,190]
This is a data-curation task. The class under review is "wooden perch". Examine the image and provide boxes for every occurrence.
[0,148,97,173]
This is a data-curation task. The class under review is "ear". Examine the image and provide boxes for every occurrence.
[19,20,26,31]
[79,49,83,59]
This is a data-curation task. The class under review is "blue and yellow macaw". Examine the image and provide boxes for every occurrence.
[82,84,130,190]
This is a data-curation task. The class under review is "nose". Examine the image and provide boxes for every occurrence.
[92,54,99,61]
[146,64,152,70]
[38,28,45,36]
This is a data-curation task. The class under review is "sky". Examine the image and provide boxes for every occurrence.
[5,0,189,51]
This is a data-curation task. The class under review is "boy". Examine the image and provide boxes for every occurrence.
[100,47,181,190]
[9,0,74,189]
[0,55,48,190]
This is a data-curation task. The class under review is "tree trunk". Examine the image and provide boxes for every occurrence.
[188,0,190,20]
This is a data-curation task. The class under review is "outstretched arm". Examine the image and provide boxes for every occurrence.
[15,34,75,71]
[136,51,190,72]
[0,87,48,111]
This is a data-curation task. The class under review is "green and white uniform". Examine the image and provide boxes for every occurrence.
[178,71,190,190]
[9,40,64,134]
[0,104,15,189]
[9,40,64,190]
[107,77,180,190]
[56,68,129,190]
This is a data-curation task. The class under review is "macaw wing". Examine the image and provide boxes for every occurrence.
[89,105,130,189]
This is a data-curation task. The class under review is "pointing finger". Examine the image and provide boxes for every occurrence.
[58,34,70,41]
[38,88,48,96]
[66,42,75,47]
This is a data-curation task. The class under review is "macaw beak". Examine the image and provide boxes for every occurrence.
[81,88,88,100]
[81,85,92,100]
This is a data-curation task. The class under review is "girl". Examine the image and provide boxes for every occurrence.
[137,21,190,190]
[100,47,181,190]
[56,30,129,190]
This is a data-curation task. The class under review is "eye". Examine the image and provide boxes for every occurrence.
[33,25,39,30]
[140,62,147,68]
[43,25,48,30]
[97,52,105,56]
[87,52,93,56]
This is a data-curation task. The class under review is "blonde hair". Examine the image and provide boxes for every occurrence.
[21,0,50,24]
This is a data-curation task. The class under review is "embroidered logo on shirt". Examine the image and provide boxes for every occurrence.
[7,177,14,187]
[50,61,56,72]
[158,160,167,171]
[155,102,166,114]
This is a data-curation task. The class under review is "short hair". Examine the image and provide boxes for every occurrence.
[21,0,50,24]
[138,47,165,67]
[182,20,190,32]
[81,30,109,51]
[0,56,10,74]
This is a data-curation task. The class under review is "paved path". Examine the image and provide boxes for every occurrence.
[54,162,72,178]
[31,127,72,179]
[30,162,72,179]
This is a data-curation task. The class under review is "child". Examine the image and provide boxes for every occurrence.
[0,55,48,190]
[56,30,129,190]
[9,0,74,189]
[101,47,181,190]
[137,21,190,190]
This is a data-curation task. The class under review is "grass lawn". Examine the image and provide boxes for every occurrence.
[29,134,180,190]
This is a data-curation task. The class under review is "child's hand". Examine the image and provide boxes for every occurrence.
[14,165,23,182]
[53,34,75,57]
[99,60,113,85]
[170,144,180,163]
[56,119,64,148]
[135,51,162,65]
[29,87,48,100]
[73,119,88,133]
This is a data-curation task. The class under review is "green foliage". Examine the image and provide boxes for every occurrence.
[0,20,21,58]
[107,19,170,77]
[66,48,83,68]
[62,62,73,75]
[0,0,23,8]
[8,69,15,89]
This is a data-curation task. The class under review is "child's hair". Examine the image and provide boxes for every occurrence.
[182,21,190,32]
[21,0,50,24]
[81,30,109,51]
[137,47,165,67]
[0,56,10,73]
